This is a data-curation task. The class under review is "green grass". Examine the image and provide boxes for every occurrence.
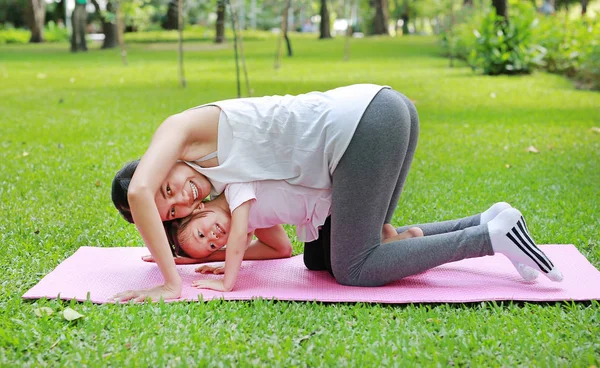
[1,35,599,366]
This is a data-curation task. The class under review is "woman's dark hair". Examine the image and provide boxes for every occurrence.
[111,159,140,223]
[113,159,195,259]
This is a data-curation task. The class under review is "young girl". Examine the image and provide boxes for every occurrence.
[111,85,562,302]
[141,179,423,276]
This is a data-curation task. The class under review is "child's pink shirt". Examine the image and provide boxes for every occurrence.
[224,181,331,242]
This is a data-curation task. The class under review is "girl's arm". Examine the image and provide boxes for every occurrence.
[143,226,292,268]
[113,112,212,302]
[192,201,252,292]
[194,225,293,274]
[245,225,293,259]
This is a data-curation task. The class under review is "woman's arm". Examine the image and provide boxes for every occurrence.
[192,201,252,292]
[113,113,211,302]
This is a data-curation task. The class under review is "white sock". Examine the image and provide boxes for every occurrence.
[480,202,512,224]
[510,260,539,282]
[482,203,538,281]
[488,208,563,282]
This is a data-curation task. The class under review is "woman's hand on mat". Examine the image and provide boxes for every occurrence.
[111,283,181,303]
[195,265,225,275]
[192,279,228,292]
[141,254,203,265]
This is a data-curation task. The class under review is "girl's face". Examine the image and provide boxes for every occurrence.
[154,163,212,221]
[178,205,231,258]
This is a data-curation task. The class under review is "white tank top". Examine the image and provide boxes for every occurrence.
[185,84,388,195]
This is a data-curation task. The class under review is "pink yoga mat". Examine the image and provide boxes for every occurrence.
[23,245,600,304]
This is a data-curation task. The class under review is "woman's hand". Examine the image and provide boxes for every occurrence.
[195,265,225,274]
[192,279,229,292]
[111,283,182,303]
[142,255,205,265]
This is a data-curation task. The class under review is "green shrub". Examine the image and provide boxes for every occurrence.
[533,16,599,90]
[123,26,274,43]
[576,43,600,90]
[440,6,482,62]
[469,2,544,75]
[0,22,68,44]
[44,21,69,42]
[0,27,29,44]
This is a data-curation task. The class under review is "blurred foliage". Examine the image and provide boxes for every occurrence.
[0,20,68,43]
[0,0,26,27]
[440,0,599,89]
[534,15,600,89]
[469,2,544,75]
[122,24,274,42]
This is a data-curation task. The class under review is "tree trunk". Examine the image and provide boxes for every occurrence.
[319,0,331,39]
[581,0,588,14]
[116,1,127,64]
[491,0,508,19]
[90,0,118,48]
[283,1,292,56]
[372,0,389,35]
[177,0,186,87]
[27,0,46,43]
[401,0,409,35]
[162,0,179,30]
[463,0,473,6]
[215,0,225,43]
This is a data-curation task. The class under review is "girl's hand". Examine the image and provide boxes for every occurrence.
[192,279,228,292]
[195,265,225,274]
[111,283,181,303]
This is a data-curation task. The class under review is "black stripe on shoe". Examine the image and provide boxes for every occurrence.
[506,230,551,273]
[520,216,530,233]
[516,220,554,268]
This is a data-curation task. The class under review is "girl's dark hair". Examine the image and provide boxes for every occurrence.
[164,211,213,258]
[111,159,140,223]
[164,218,191,258]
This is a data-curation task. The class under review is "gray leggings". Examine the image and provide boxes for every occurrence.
[326,88,494,286]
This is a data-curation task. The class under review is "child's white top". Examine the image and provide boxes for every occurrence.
[224,181,331,242]
[185,84,388,195]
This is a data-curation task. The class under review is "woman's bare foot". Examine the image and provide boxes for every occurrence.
[382,226,424,244]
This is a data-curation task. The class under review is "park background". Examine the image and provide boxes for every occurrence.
[1,0,599,365]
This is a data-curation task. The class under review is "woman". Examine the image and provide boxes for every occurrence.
[111,84,562,302]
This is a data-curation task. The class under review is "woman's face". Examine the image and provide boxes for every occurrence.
[178,205,230,258]
[154,163,212,221]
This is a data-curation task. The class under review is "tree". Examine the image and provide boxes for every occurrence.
[162,0,179,30]
[491,0,507,18]
[90,0,118,48]
[319,0,331,39]
[215,0,225,43]
[275,0,292,69]
[177,0,185,87]
[401,0,409,35]
[283,0,292,56]
[26,0,45,42]
[581,0,588,14]
[371,0,389,35]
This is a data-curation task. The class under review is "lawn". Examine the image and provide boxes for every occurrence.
[0,35,599,366]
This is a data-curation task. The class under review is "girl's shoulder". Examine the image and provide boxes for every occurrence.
[224,182,258,213]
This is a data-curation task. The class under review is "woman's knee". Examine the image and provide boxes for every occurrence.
[333,269,383,287]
